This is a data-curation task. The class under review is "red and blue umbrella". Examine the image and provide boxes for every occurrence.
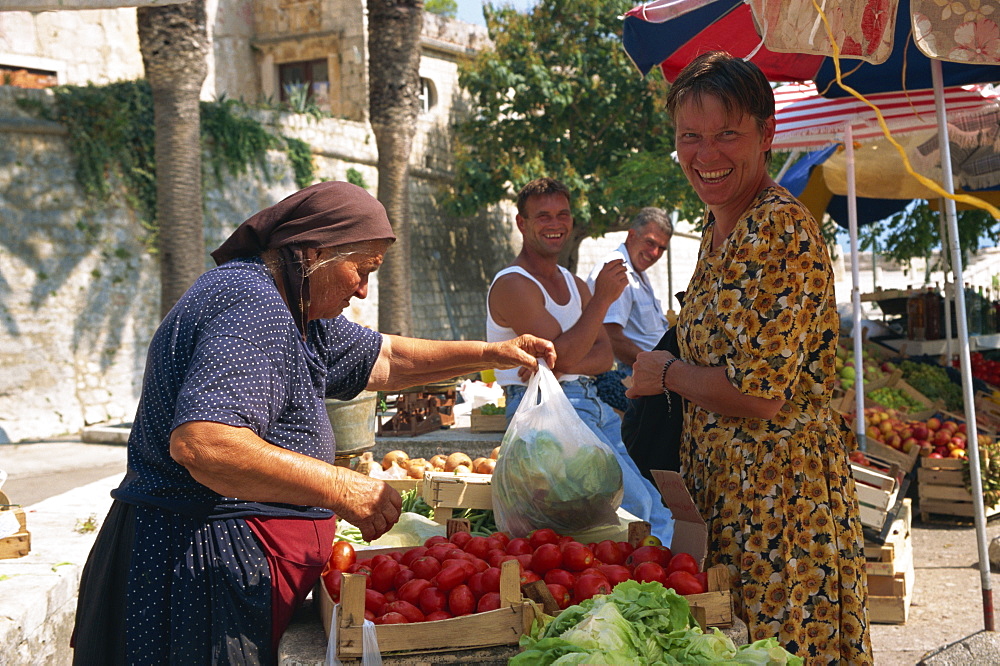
[622,0,1000,94]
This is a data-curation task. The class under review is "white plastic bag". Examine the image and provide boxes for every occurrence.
[326,602,382,666]
[492,364,623,537]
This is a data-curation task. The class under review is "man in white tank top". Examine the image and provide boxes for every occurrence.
[487,178,674,542]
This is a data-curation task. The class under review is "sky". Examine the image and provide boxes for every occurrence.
[455,0,537,26]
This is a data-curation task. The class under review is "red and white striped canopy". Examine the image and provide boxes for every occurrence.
[773,82,1000,150]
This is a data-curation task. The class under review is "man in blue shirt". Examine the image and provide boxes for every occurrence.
[587,208,673,413]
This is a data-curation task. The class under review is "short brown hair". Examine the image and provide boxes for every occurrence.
[516,178,571,217]
[665,51,775,161]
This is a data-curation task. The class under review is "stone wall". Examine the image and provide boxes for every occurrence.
[0,86,517,442]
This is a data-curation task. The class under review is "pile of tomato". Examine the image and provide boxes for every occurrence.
[322,528,707,625]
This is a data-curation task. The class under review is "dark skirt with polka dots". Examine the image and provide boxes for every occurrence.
[73,500,273,665]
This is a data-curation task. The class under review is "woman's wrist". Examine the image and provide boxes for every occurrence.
[661,356,680,394]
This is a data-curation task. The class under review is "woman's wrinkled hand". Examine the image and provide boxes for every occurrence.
[626,350,675,399]
[489,334,557,374]
[337,473,403,542]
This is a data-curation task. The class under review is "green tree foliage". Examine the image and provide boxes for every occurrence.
[859,200,1000,276]
[425,0,458,18]
[447,0,705,256]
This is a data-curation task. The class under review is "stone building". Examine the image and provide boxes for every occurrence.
[0,1,520,442]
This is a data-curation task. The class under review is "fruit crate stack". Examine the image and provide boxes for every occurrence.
[849,439,918,541]
[864,499,914,624]
[916,412,1000,522]
[0,490,30,560]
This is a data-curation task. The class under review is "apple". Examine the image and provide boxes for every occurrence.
[918,441,934,457]
[912,424,929,440]
[949,448,968,459]
[887,434,902,449]
[929,452,945,459]
[866,426,882,441]
[949,437,966,451]
[957,423,968,435]
[901,438,918,454]
[934,446,950,457]
[942,420,959,433]
[934,430,953,446]
[927,417,942,431]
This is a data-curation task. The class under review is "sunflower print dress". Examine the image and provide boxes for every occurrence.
[677,186,873,665]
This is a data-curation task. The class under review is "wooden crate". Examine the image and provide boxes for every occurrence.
[918,457,1000,521]
[852,462,900,530]
[865,499,913,624]
[867,378,941,420]
[470,408,507,433]
[0,490,29,560]
[319,556,536,659]
[683,564,734,628]
[384,478,421,495]
[421,471,492,523]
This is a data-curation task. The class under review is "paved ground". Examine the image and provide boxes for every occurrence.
[4,433,1000,663]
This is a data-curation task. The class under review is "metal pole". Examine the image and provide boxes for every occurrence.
[939,206,954,361]
[846,123,867,450]
[932,58,994,631]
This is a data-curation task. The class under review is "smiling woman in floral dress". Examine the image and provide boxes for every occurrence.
[627,51,873,664]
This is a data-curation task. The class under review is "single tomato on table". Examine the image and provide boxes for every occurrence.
[329,540,356,571]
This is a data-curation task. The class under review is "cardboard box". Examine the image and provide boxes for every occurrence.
[651,470,733,628]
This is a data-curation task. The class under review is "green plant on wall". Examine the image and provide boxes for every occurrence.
[345,167,369,191]
[16,80,317,246]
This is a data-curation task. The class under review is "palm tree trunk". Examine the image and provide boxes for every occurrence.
[368,0,423,337]
[137,1,209,318]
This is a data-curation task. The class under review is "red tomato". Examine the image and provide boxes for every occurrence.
[382,590,397,604]
[530,543,563,574]
[561,543,595,572]
[370,560,401,593]
[597,564,632,587]
[573,574,611,603]
[427,545,457,562]
[410,556,442,580]
[364,609,376,623]
[480,567,502,593]
[393,567,416,590]
[449,531,473,548]
[592,540,624,566]
[424,535,449,547]
[557,535,576,548]
[617,542,634,558]
[505,538,533,556]
[449,584,476,616]
[330,540,356,571]
[376,612,408,624]
[515,554,534,572]
[520,570,541,586]
[417,586,448,615]
[388,551,405,563]
[665,570,705,596]
[477,591,502,612]
[545,582,572,609]
[577,567,605,579]
[489,533,511,550]
[486,549,508,568]
[543,568,576,589]
[397,578,432,606]
[665,552,699,576]
[468,571,488,599]
[369,554,395,570]
[656,546,674,568]
[528,527,560,549]
[323,570,343,602]
[694,571,709,592]
[425,610,452,621]
[384,600,425,623]
[627,546,663,567]
[433,563,470,591]
[400,546,428,567]
[463,535,492,560]
[364,589,387,615]
[633,561,667,586]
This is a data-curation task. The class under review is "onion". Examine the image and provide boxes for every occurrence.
[476,458,496,475]
[429,454,447,470]
[405,458,430,479]
[382,450,409,471]
[453,464,472,474]
[471,457,489,473]
[490,446,501,460]
[445,452,473,472]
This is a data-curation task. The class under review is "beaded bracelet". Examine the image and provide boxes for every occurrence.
[661,357,679,408]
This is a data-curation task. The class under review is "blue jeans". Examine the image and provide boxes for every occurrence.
[504,378,674,543]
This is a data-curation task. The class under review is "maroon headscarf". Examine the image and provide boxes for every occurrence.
[211,181,396,336]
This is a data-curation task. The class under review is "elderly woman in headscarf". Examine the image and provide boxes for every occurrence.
[71,182,556,665]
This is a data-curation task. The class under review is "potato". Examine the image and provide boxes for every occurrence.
[445,451,473,472]
[490,446,501,460]
[382,450,409,471]
[429,454,448,470]
[476,458,496,475]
